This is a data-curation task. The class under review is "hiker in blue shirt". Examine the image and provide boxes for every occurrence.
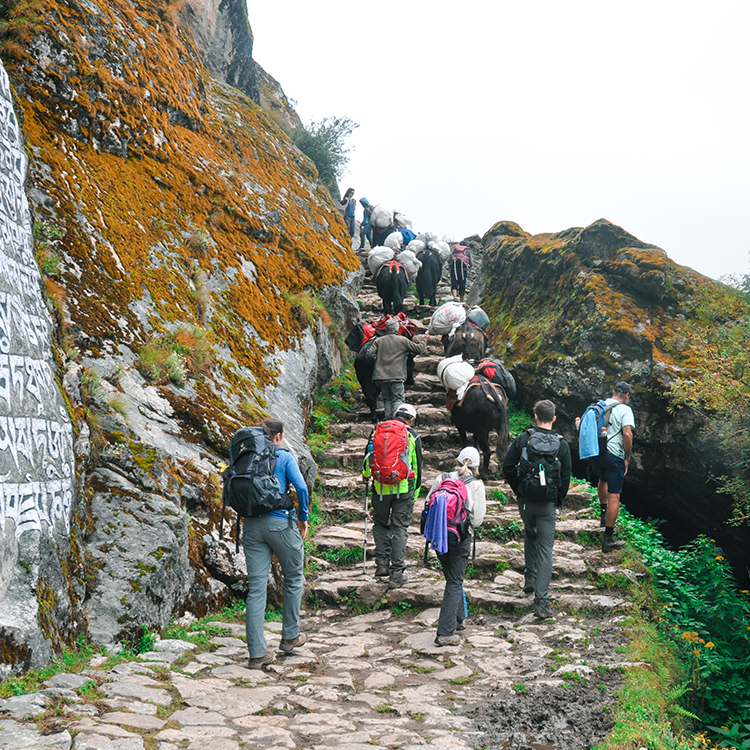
[243,418,309,669]
[359,197,374,250]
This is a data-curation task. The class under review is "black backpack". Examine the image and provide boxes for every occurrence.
[220,427,294,549]
[518,428,563,504]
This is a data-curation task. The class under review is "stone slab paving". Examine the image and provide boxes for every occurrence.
[0,281,635,749]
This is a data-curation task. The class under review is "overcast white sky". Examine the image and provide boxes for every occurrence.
[248,1,750,281]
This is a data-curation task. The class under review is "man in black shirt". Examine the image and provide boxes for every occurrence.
[502,400,571,620]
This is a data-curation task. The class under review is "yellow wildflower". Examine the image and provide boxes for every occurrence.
[698,638,705,644]
[705,642,715,648]
[715,555,724,561]
[693,649,701,656]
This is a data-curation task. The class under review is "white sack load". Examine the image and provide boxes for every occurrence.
[370,205,393,229]
[395,249,422,279]
[394,212,412,228]
[367,246,394,276]
[406,238,426,254]
[437,355,475,392]
[428,301,467,335]
[384,231,404,251]
[430,240,451,263]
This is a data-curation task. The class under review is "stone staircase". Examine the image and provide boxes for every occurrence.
[0,270,638,750]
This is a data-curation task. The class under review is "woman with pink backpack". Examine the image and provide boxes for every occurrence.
[423,447,486,645]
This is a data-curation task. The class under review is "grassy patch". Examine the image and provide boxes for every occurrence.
[475,519,523,541]
[320,546,364,566]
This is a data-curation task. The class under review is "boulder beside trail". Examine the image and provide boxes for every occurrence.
[480,218,750,581]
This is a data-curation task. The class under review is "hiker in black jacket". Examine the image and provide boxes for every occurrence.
[502,400,571,620]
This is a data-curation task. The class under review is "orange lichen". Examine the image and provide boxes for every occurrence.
[4,0,358,422]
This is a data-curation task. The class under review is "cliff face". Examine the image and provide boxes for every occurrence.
[480,219,750,580]
[0,0,361,668]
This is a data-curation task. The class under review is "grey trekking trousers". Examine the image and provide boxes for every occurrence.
[377,379,405,421]
[518,499,556,609]
[242,514,305,659]
[371,491,414,580]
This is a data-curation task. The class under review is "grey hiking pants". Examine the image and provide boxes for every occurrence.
[436,533,471,637]
[377,379,405,420]
[371,491,414,579]
[242,514,305,659]
[518,499,556,609]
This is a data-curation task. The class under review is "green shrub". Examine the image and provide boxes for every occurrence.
[617,504,750,736]
[292,116,358,197]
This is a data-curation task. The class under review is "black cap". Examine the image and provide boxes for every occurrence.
[614,381,633,395]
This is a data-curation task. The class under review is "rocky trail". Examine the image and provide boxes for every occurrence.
[0,271,640,750]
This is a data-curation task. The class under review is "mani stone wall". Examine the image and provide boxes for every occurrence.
[0,62,78,677]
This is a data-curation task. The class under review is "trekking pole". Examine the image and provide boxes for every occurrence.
[363,479,369,576]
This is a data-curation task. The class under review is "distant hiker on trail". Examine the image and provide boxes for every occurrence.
[424,447,486,646]
[359,197,374,250]
[586,381,635,553]
[502,400,571,620]
[362,403,423,589]
[243,418,309,669]
[450,244,471,302]
[368,316,427,420]
[341,187,356,237]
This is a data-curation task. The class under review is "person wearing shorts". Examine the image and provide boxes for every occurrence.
[588,382,635,552]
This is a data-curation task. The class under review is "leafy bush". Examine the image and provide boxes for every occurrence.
[617,504,750,735]
[292,116,358,197]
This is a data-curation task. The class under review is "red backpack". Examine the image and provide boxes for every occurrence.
[425,477,471,542]
[370,420,412,485]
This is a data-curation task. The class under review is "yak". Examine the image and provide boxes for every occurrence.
[415,248,442,306]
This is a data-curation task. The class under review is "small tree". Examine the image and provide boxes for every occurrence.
[292,116,358,199]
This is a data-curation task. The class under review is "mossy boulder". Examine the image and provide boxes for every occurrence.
[481,218,750,580]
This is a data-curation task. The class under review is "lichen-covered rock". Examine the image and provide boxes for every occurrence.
[0,0,363,668]
[481,218,750,577]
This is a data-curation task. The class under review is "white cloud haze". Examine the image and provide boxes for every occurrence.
[248,0,750,281]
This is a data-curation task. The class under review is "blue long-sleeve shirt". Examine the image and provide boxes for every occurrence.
[268,447,309,521]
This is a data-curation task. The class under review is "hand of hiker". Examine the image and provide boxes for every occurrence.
[297,520,308,540]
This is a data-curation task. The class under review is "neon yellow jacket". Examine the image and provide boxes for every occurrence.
[362,422,423,498]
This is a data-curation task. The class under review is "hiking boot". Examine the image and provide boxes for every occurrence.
[279,632,307,653]
[248,651,273,670]
[388,575,407,589]
[523,579,535,595]
[602,536,627,553]
[375,566,389,577]
[533,608,554,621]
[434,634,461,646]
[456,619,467,632]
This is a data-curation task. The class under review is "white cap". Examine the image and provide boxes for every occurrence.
[456,447,480,467]
[395,403,417,420]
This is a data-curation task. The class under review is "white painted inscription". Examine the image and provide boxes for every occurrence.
[0,62,75,538]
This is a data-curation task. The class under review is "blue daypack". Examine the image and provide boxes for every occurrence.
[578,400,615,460]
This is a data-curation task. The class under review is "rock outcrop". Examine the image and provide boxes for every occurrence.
[0,0,360,668]
[480,219,750,581]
